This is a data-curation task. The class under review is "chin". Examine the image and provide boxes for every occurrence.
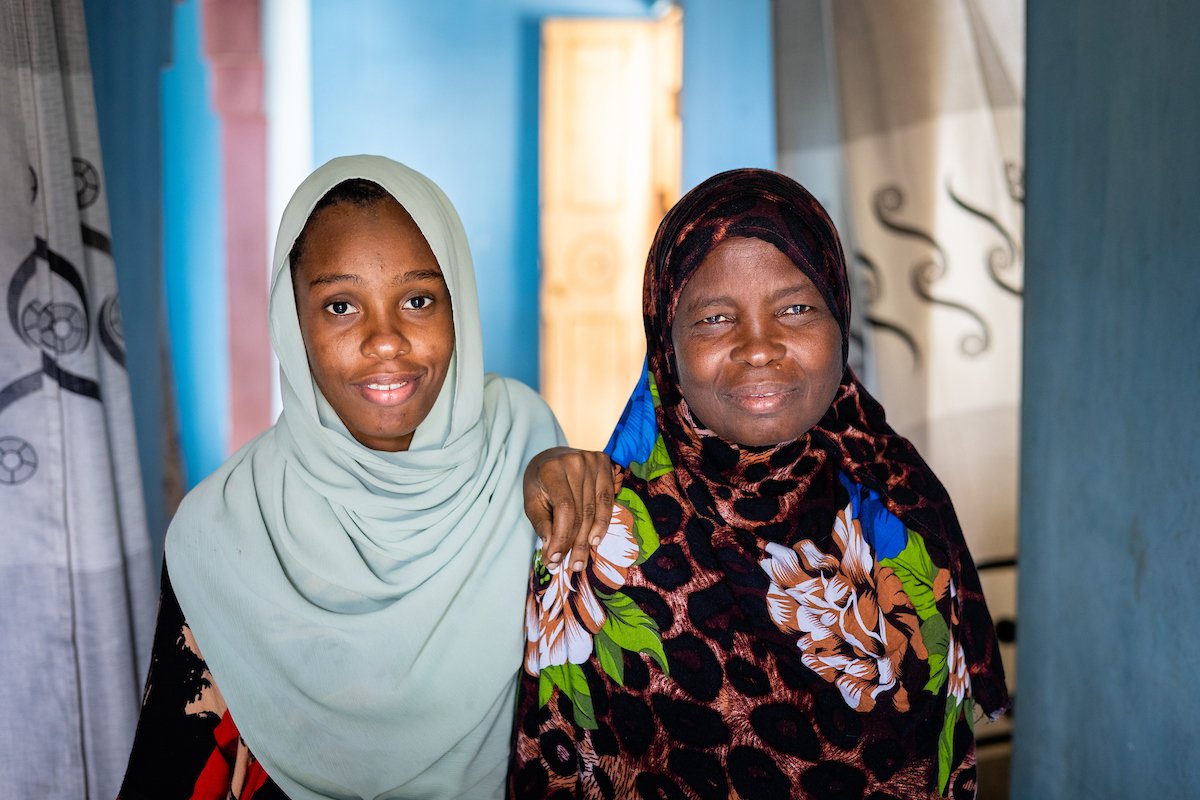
[722,428,790,448]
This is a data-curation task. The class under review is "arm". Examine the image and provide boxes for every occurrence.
[119,567,279,800]
[523,447,621,572]
[118,568,224,798]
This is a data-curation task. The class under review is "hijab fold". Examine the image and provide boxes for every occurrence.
[166,156,563,799]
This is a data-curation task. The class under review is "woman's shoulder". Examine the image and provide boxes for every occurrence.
[166,425,281,556]
[178,426,278,502]
[483,373,539,402]
[484,374,560,423]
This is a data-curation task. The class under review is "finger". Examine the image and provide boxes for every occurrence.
[541,468,578,566]
[589,456,617,547]
[565,471,598,572]
[574,457,600,551]
[523,479,555,552]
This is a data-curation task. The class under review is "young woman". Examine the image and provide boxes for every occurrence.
[118,155,610,800]
[512,169,1009,799]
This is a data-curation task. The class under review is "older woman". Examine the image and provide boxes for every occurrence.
[512,169,1008,799]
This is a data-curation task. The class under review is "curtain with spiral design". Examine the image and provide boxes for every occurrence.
[776,0,1023,755]
[0,0,156,796]
[833,0,1023,743]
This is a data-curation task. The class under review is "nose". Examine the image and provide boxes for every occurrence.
[731,320,785,367]
[361,314,410,360]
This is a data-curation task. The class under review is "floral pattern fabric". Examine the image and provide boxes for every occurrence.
[511,470,981,799]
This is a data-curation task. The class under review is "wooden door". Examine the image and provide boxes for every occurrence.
[539,11,681,449]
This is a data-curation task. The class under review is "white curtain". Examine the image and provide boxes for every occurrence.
[839,0,1023,737]
[0,0,156,796]
[776,0,1023,751]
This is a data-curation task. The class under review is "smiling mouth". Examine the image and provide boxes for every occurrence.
[354,376,419,406]
[726,385,796,412]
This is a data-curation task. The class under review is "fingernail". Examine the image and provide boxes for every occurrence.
[549,552,562,563]
[572,560,584,572]
[590,536,601,546]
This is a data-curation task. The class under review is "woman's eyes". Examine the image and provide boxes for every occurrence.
[325,300,357,316]
[322,295,436,316]
[781,304,813,316]
[402,294,435,310]
[697,305,812,325]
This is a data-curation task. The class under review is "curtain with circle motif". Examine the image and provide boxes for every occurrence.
[0,0,156,796]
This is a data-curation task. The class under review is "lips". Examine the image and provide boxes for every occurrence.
[724,382,798,413]
[352,372,420,406]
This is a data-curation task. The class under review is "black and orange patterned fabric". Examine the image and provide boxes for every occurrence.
[117,568,287,800]
[509,169,1007,799]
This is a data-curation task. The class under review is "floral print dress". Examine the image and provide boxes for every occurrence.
[510,470,981,800]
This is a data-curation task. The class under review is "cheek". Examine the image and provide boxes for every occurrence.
[670,337,707,405]
[414,315,456,392]
[432,317,455,368]
[302,327,341,378]
[807,332,845,403]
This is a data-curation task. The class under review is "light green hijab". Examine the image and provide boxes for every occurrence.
[166,155,563,799]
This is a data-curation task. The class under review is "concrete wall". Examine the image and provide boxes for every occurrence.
[1011,1,1200,795]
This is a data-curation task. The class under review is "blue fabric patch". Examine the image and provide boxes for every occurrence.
[604,359,657,468]
[838,471,907,560]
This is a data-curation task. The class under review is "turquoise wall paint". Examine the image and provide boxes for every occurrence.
[680,0,776,190]
[311,0,655,390]
[83,0,174,551]
[161,0,228,489]
[310,0,776,389]
[1011,1,1200,795]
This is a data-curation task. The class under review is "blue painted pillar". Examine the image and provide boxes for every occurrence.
[1012,1,1200,795]
[161,0,229,493]
[83,0,175,553]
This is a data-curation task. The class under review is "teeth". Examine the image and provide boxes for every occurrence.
[366,382,407,391]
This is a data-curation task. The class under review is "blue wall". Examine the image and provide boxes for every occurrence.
[311,0,775,389]
[161,0,228,488]
[680,0,776,190]
[101,0,776,520]
[83,0,174,548]
[1011,0,1200,795]
[311,0,655,389]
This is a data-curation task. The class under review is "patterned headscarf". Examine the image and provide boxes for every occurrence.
[620,168,1008,718]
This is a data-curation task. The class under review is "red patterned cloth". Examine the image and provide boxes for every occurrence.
[117,568,287,800]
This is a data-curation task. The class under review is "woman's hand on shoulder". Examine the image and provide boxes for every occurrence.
[524,447,621,572]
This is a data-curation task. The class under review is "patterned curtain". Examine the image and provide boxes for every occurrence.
[777,0,1023,759]
[834,0,1023,746]
[0,0,156,796]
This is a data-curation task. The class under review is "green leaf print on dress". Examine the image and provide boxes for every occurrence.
[523,490,668,730]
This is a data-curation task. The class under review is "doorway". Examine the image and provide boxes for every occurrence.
[538,9,682,449]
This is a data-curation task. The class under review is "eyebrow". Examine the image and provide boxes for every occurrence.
[769,283,821,303]
[308,268,446,288]
[683,283,817,313]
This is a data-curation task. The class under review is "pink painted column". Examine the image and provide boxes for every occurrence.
[202,0,271,452]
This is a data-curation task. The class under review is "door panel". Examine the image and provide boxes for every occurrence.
[539,12,681,448]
